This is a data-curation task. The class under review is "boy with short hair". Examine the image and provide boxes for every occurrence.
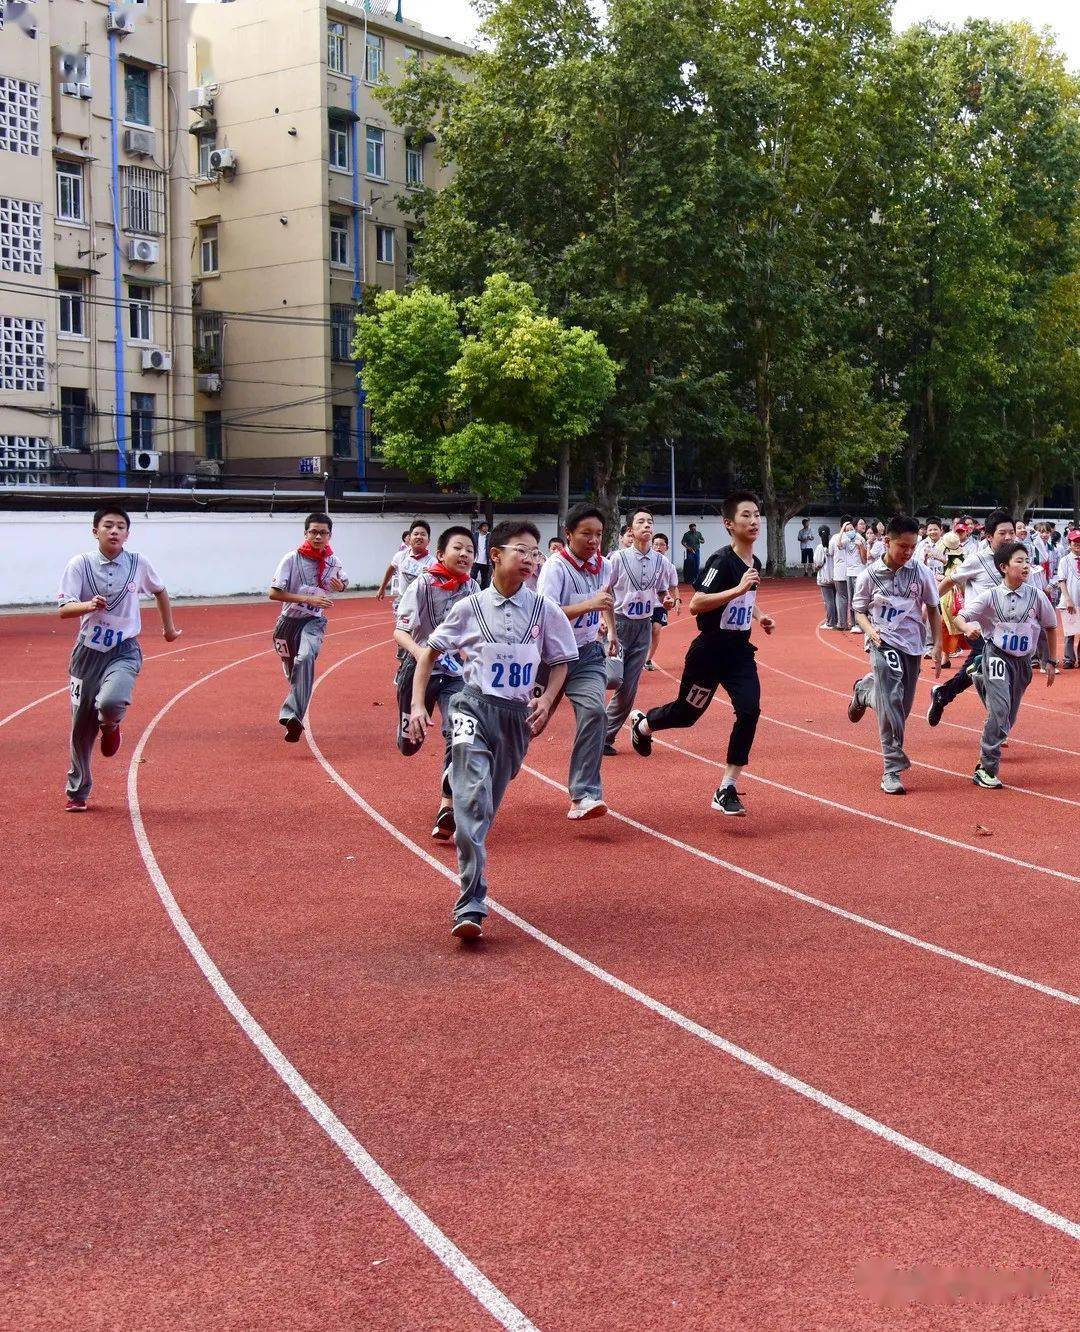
[952,541,1059,788]
[408,520,578,940]
[645,532,681,671]
[1055,529,1080,668]
[269,512,348,743]
[628,492,775,816]
[537,503,618,820]
[847,516,943,795]
[58,505,181,811]
[377,520,433,608]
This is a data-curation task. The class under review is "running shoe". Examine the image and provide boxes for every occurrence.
[451,915,483,941]
[567,796,607,821]
[282,717,304,743]
[431,806,455,841]
[629,709,653,757]
[99,724,122,758]
[64,796,87,813]
[925,686,945,727]
[847,681,867,724]
[643,659,655,672]
[711,785,746,816]
[849,625,862,633]
[880,773,906,795]
[972,765,1003,789]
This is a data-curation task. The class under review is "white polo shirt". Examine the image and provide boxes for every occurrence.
[852,558,939,656]
[607,546,678,619]
[537,551,614,647]
[59,548,165,651]
[950,541,1003,597]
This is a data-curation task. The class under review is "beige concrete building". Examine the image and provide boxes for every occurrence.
[187,0,471,489]
[0,0,194,486]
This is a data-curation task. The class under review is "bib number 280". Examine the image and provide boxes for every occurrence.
[490,660,533,689]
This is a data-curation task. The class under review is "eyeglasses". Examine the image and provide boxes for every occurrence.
[500,544,541,561]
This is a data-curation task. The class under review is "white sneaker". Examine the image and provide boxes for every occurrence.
[849,625,862,633]
[817,621,829,629]
[568,796,607,821]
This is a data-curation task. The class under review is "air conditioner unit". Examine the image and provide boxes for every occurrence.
[188,87,215,112]
[128,450,160,473]
[106,11,137,37]
[123,128,155,158]
[197,373,223,395]
[61,81,81,97]
[208,147,237,173]
[128,237,159,264]
[141,347,172,373]
[78,82,93,100]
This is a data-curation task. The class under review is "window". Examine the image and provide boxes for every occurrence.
[61,388,90,451]
[328,20,347,74]
[199,222,218,274]
[406,145,423,187]
[406,228,417,284]
[330,213,349,266]
[365,33,384,82]
[194,311,223,369]
[197,131,216,178]
[203,410,223,461]
[0,196,43,274]
[365,125,385,178]
[130,393,155,451]
[128,284,153,342]
[403,46,423,66]
[1,436,52,486]
[331,304,356,361]
[0,77,41,157]
[376,225,394,265]
[328,119,349,171]
[124,66,150,126]
[56,162,84,223]
[0,318,47,391]
[59,276,86,337]
[332,406,353,458]
[120,166,165,235]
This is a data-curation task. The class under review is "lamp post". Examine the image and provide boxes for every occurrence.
[666,437,677,578]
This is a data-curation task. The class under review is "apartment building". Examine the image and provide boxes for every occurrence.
[187,0,471,489]
[0,0,194,486]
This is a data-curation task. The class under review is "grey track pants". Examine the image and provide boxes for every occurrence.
[605,616,652,745]
[273,614,326,725]
[67,637,143,800]
[560,640,608,801]
[449,687,530,922]
[395,655,463,783]
[818,583,838,629]
[853,643,921,777]
[976,645,1032,775]
[833,580,850,630]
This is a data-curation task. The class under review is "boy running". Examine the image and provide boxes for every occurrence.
[628,491,775,816]
[952,541,1059,788]
[1055,530,1080,669]
[376,519,433,608]
[394,526,479,841]
[58,505,180,811]
[847,516,943,794]
[645,532,680,671]
[603,508,678,754]
[537,504,618,820]
[269,512,348,743]
[408,520,578,940]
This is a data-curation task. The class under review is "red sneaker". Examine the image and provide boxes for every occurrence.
[65,796,88,813]
[100,724,122,758]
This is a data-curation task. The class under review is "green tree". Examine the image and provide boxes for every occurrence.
[353,274,616,504]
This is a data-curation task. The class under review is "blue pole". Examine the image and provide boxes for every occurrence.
[349,75,367,490]
[107,14,127,486]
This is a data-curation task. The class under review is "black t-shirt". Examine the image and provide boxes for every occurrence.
[693,546,761,636]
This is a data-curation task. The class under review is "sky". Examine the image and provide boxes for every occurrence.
[405,0,1080,67]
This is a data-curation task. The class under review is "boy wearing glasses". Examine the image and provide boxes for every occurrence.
[407,520,578,941]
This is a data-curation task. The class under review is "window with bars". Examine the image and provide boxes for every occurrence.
[59,275,86,337]
[331,305,357,361]
[56,162,84,223]
[366,125,385,178]
[328,21,347,74]
[329,119,349,171]
[365,33,384,83]
[0,317,46,391]
[128,283,153,342]
[131,393,155,450]
[0,435,51,485]
[330,214,349,266]
[376,225,394,265]
[332,405,353,458]
[194,310,223,368]
[124,65,150,126]
[60,387,90,450]
[406,145,423,187]
[0,77,41,157]
[120,166,165,235]
[0,197,43,274]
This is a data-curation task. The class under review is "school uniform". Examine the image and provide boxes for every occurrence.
[270,548,348,728]
[914,537,946,647]
[427,585,577,924]
[797,525,815,569]
[604,546,678,744]
[963,584,1058,776]
[644,547,762,765]
[537,550,612,803]
[1055,548,1080,667]
[389,548,434,610]
[472,531,491,589]
[813,542,837,627]
[932,541,1002,709]
[59,549,164,802]
[850,560,939,779]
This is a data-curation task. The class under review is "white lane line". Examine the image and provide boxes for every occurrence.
[309,648,1080,1248]
[127,642,538,1332]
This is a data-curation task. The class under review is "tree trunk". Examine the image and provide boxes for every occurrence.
[483,496,494,526]
[557,440,571,537]
[1019,462,1043,519]
[753,351,785,575]
[1008,475,1021,518]
[593,431,627,547]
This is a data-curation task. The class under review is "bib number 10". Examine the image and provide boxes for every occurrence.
[725,605,752,628]
[490,660,533,689]
[90,624,123,648]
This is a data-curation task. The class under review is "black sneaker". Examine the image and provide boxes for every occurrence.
[926,687,945,727]
[282,717,304,743]
[431,806,455,842]
[603,743,617,757]
[451,914,483,941]
[711,785,746,816]
[643,659,655,672]
[629,710,652,757]
[847,681,867,724]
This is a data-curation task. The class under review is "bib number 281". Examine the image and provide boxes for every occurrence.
[89,624,123,648]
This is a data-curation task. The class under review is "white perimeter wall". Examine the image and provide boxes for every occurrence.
[1,510,844,606]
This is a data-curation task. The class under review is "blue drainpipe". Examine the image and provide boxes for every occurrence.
[349,73,367,490]
[107,12,128,485]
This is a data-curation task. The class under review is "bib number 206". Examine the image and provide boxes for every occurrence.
[490,661,533,689]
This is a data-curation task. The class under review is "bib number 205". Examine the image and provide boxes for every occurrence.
[490,660,533,689]
[725,605,752,628]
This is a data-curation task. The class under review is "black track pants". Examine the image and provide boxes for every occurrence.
[645,633,761,766]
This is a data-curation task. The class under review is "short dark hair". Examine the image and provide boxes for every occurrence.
[620,523,631,536]
[548,537,563,549]
[984,509,1015,538]
[305,511,332,532]
[478,521,490,530]
[924,515,942,528]
[436,524,473,556]
[840,514,853,526]
[818,524,831,542]
[93,504,131,529]
[408,518,431,536]
[490,519,540,549]
[652,533,669,545]
[722,490,761,521]
[993,539,1027,571]
[629,507,653,524]
[564,503,607,533]
[886,515,919,537]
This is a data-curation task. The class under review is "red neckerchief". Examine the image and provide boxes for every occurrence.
[558,546,602,576]
[427,561,469,592]
[297,539,332,586]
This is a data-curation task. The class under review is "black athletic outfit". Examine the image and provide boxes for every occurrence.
[645,547,762,765]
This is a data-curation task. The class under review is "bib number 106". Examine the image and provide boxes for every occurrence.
[90,624,123,648]
[1000,633,1030,654]
[490,661,533,689]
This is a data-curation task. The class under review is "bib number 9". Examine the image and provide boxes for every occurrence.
[490,661,533,690]
[882,648,902,674]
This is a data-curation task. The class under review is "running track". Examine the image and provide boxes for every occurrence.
[3,584,1078,1328]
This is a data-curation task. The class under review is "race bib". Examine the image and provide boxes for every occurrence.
[1061,608,1080,637]
[69,676,83,706]
[273,636,292,661]
[880,647,903,674]
[720,590,756,631]
[479,641,540,701]
[572,609,601,630]
[685,683,714,710]
[871,593,912,629]
[451,712,477,745]
[985,654,1008,681]
[82,618,125,653]
[623,596,653,619]
[435,650,464,676]
[992,620,1037,658]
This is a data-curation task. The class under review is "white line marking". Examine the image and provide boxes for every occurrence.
[127,643,538,1332]
[309,648,1080,1247]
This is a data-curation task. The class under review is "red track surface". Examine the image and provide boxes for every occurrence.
[4,584,1079,1329]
